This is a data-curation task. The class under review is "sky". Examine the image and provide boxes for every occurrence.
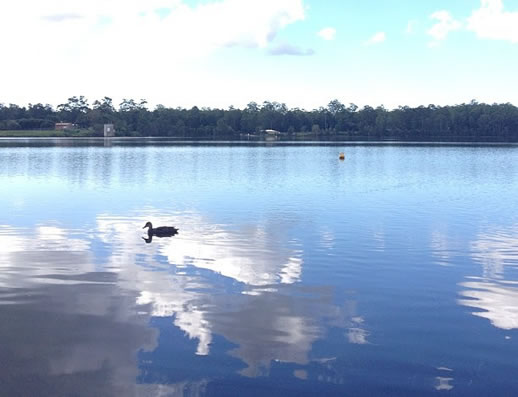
[0,0,517,110]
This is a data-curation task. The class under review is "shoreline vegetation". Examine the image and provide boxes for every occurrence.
[0,130,94,137]
[2,97,518,141]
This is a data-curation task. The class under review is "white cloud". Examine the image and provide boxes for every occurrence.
[467,0,518,43]
[15,0,304,50]
[427,10,462,44]
[0,0,306,105]
[365,31,386,45]
[406,20,417,34]
[42,13,84,22]
[176,0,306,49]
[268,43,314,56]
[317,27,336,40]
[0,0,306,50]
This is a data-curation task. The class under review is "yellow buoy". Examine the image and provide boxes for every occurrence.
[339,152,345,160]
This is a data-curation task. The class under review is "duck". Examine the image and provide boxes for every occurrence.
[142,221,179,237]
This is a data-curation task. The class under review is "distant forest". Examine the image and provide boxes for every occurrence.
[2,96,518,141]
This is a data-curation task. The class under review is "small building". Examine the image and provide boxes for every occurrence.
[104,124,115,137]
[55,122,76,131]
[263,129,280,135]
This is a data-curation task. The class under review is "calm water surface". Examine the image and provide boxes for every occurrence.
[1,138,518,396]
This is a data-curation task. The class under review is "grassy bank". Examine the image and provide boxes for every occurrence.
[0,130,98,137]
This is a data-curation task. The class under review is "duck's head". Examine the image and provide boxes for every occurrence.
[143,221,153,229]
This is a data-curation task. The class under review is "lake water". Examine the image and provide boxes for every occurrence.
[1,138,518,396]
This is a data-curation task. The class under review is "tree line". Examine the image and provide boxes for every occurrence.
[1,96,518,141]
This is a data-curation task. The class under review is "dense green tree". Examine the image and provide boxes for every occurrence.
[2,96,518,141]
[57,96,89,126]
[27,103,54,119]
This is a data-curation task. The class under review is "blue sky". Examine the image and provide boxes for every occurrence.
[0,0,517,109]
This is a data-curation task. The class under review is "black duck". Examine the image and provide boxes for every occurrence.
[143,221,179,237]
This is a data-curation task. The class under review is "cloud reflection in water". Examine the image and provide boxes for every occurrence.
[96,213,367,375]
[0,212,369,392]
[458,224,518,330]
[0,224,158,395]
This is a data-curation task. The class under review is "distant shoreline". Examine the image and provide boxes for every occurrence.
[1,135,517,146]
[0,130,95,138]
[2,100,518,142]
[2,130,518,143]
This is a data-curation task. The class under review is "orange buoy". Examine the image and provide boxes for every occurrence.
[339,152,345,160]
